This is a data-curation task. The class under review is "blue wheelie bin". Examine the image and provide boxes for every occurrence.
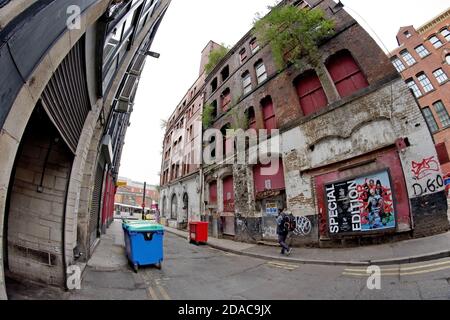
[122,220,164,272]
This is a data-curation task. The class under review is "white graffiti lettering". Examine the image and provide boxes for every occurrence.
[262,226,277,238]
[293,216,312,236]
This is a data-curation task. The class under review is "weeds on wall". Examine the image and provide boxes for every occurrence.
[205,44,230,75]
[253,4,335,69]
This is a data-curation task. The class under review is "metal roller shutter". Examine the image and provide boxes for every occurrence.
[40,38,91,154]
[89,164,104,248]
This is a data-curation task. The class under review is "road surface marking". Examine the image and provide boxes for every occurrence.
[343,263,450,277]
[156,284,171,300]
[147,286,159,300]
[267,261,298,271]
[345,259,450,273]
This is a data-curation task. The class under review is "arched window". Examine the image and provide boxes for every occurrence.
[221,65,230,81]
[242,71,252,95]
[221,88,231,111]
[171,194,177,220]
[261,96,276,133]
[221,123,233,157]
[294,70,328,116]
[245,107,256,129]
[255,60,267,84]
[441,28,450,41]
[326,50,369,98]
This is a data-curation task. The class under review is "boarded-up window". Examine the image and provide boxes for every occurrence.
[436,143,450,165]
[295,70,328,116]
[246,107,256,129]
[253,160,285,194]
[326,50,369,98]
[223,176,235,212]
[209,181,217,205]
[221,88,231,112]
[261,96,276,133]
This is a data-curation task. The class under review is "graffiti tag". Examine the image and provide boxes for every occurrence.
[411,157,440,180]
[262,226,277,238]
[293,216,312,236]
[412,175,444,197]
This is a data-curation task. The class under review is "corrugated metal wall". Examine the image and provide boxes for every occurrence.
[41,39,91,154]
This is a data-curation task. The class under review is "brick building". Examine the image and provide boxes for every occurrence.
[197,0,448,246]
[389,8,450,175]
[0,0,171,298]
[115,177,159,210]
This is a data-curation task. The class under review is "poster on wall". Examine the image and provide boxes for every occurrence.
[265,202,279,216]
[325,170,396,235]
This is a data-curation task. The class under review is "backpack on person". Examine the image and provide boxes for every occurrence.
[286,213,296,232]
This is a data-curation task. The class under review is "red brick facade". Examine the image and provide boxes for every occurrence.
[389,9,450,174]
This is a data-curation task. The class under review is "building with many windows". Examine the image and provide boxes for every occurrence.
[389,8,450,174]
[163,0,448,246]
[159,41,222,229]
[0,0,171,298]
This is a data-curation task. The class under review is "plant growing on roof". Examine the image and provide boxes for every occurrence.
[201,103,216,129]
[204,44,230,75]
[253,4,335,70]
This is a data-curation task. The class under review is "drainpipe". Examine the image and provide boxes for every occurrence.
[62,155,74,291]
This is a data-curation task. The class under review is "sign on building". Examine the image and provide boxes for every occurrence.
[325,170,396,235]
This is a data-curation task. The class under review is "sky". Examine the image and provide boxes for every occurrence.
[119,0,450,186]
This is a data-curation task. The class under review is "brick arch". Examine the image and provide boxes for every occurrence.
[0,2,108,299]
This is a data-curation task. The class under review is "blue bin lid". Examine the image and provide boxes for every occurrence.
[123,221,164,232]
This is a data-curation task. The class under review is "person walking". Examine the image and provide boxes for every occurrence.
[276,209,292,256]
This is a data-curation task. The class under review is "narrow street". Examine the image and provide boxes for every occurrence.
[7,220,450,300]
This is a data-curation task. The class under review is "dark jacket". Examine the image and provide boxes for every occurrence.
[276,213,288,236]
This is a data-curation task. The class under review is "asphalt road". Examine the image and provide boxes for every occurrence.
[71,233,450,300]
[6,232,450,300]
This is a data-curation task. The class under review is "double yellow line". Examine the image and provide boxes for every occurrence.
[343,259,450,277]
[142,270,171,300]
[267,261,299,271]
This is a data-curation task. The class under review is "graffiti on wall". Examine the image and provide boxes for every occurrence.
[411,157,440,180]
[262,226,277,238]
[292,216,312,236]
[411,156,444,197]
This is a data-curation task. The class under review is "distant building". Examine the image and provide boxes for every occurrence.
[389,8,450,174]
[115,177,159,211]
[159,41,222,230]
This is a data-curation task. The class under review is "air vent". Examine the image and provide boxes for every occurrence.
[118,74,138,102]
[12,245,57,266]
[115,100,131,113]
[129,54,146,76]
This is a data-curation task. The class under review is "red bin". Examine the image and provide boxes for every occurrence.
[189,221,208,244]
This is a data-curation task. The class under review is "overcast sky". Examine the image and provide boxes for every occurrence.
[119,0,450,186]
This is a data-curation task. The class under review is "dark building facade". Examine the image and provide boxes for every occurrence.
[0,0,171,299]
[200,0,448,246]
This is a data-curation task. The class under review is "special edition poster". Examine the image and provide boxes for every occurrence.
[326,170,396,235]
